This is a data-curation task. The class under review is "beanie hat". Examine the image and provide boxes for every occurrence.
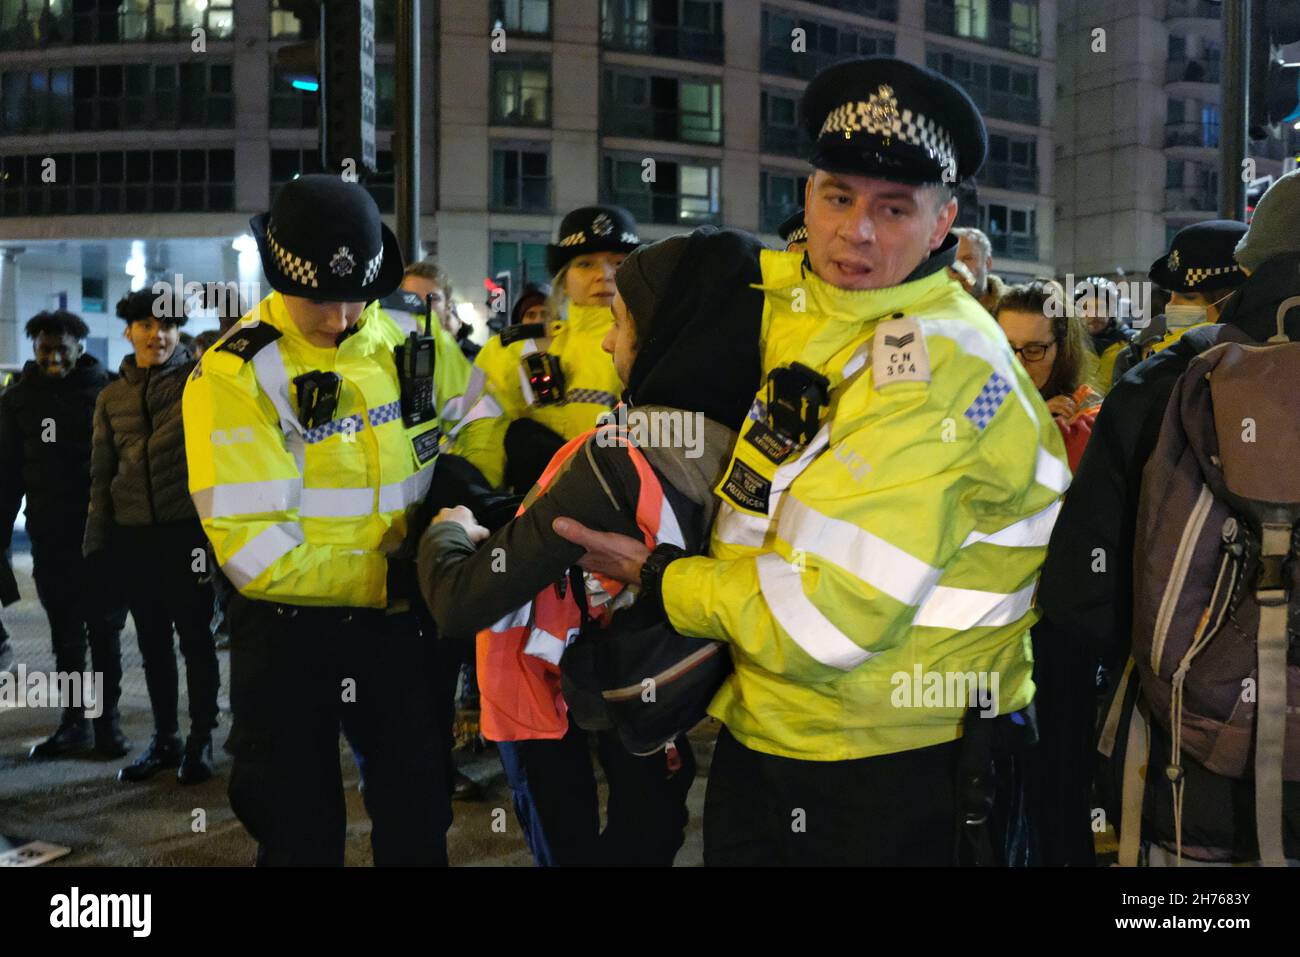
[624,226,765,432]
[614,234,691,341]
[509,282,551,326]
[1235,169,1300,273]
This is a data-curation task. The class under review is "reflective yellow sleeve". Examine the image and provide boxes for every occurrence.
[182,358,387,608]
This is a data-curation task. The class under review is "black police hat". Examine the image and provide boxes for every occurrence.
[777,209,807,245]
[251,174,404,303]
[802,56,987,185]
[546,205,641,275]
[1149,219,1249,293]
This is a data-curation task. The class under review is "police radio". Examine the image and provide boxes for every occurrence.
[393,292,439,428]
[766,363,830,448]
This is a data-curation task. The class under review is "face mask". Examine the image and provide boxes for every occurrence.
[1165,303,1207,329]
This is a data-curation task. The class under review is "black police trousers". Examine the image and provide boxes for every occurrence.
[703,726,960,866]
[225,594,451,866]
[30,531,128,719]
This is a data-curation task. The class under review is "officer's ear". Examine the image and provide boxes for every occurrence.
[929,195,959,251]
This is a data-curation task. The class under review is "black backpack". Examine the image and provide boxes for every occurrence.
[559,480,731,755]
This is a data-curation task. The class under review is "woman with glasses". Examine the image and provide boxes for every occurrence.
[994,280,1101,472]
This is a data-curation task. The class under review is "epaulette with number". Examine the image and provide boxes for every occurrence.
[215,321,283,362]
[499,322,548,347]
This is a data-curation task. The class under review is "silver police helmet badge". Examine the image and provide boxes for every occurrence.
[1168,249,1181,271]
[591,213,614,236]
[865,84,900,143]
[330,246,357,277]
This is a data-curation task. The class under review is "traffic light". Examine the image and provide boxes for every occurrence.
[1248,0,1300,140]
[274,0,321,91]
[272,0,377,176]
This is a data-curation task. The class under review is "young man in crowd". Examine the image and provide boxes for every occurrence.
[0,310,130,759]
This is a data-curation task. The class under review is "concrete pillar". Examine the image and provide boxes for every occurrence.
[0,248,25,366]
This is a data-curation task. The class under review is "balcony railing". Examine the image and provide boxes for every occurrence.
[1164,120,1220,149]
[603,107,721,145]
[1166,58,1221,84]
[0,10,233,51]
[1249,136,1291,161]
[980,160,1039,193]
[602,21,724,64]
[989,232,1039,261]
[806,0,898,21]
[603,187,720,227]
[762,46,851,81]
[925,2,1040,57]
[964,88,1040,125]
[1164,186,1217,212]
[761,125,810,157]
[760,203,801,234]
[1165,0,1221,20]
[492,179,552,214]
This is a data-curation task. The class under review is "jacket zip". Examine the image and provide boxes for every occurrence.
[140,366,157,524]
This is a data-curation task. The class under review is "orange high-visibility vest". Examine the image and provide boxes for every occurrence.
[476,422,684,742]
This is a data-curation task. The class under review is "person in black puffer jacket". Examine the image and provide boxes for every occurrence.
[1,311,130,759]
[86,290,219,786]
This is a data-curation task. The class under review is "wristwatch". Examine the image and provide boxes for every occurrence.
[640,543,686,615]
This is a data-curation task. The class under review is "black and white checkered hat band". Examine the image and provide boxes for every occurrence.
[786,225,808,243]
[266,224,319,290]
[820,102,956,174]
[362,249,383,285]
[1184,264,1240,287]
[557,229,640,248]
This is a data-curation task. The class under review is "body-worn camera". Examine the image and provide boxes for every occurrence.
[766,362,830,447]
[523,352,565,405]
[293,370,342,430]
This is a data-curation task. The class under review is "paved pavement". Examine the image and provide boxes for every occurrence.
[0,548,711,866]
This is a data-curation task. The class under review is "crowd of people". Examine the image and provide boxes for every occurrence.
[2,53,1297,867]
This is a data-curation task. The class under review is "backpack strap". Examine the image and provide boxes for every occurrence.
[1253,521,1291,866]
[1118,696,1151,867]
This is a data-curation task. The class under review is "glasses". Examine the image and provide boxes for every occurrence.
[1011,341,1056,362]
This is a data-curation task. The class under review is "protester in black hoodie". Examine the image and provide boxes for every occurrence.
[1031,176,1300,865]
[0,311,130,758]
[87,291,219,785]
[419,226,763,865]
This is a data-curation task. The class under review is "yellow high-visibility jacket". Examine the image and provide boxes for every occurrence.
[384,300,506,487]
[182,292,490,609]
[463,303,623,483]
[662,249,1071,761]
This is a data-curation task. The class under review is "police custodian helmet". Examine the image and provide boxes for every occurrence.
[1149,219,1249,293]
[250,174,405,303]
[801,56,988,185]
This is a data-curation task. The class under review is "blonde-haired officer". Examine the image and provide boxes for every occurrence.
[466,205,639,492]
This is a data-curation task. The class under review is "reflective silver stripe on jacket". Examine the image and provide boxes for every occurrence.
[912,581,1037,631]
[776,496,944,608]
[222,522,304,589]
[192,478,301,520]
[377,464,436,514]
[756,551,874,671]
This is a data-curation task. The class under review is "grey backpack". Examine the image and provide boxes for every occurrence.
[1104,300,1300,866]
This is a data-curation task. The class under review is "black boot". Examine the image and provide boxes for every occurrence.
[118,733,183,782]
[29,710,92,759]
[177,734,214,786]
[93,709,132,759]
